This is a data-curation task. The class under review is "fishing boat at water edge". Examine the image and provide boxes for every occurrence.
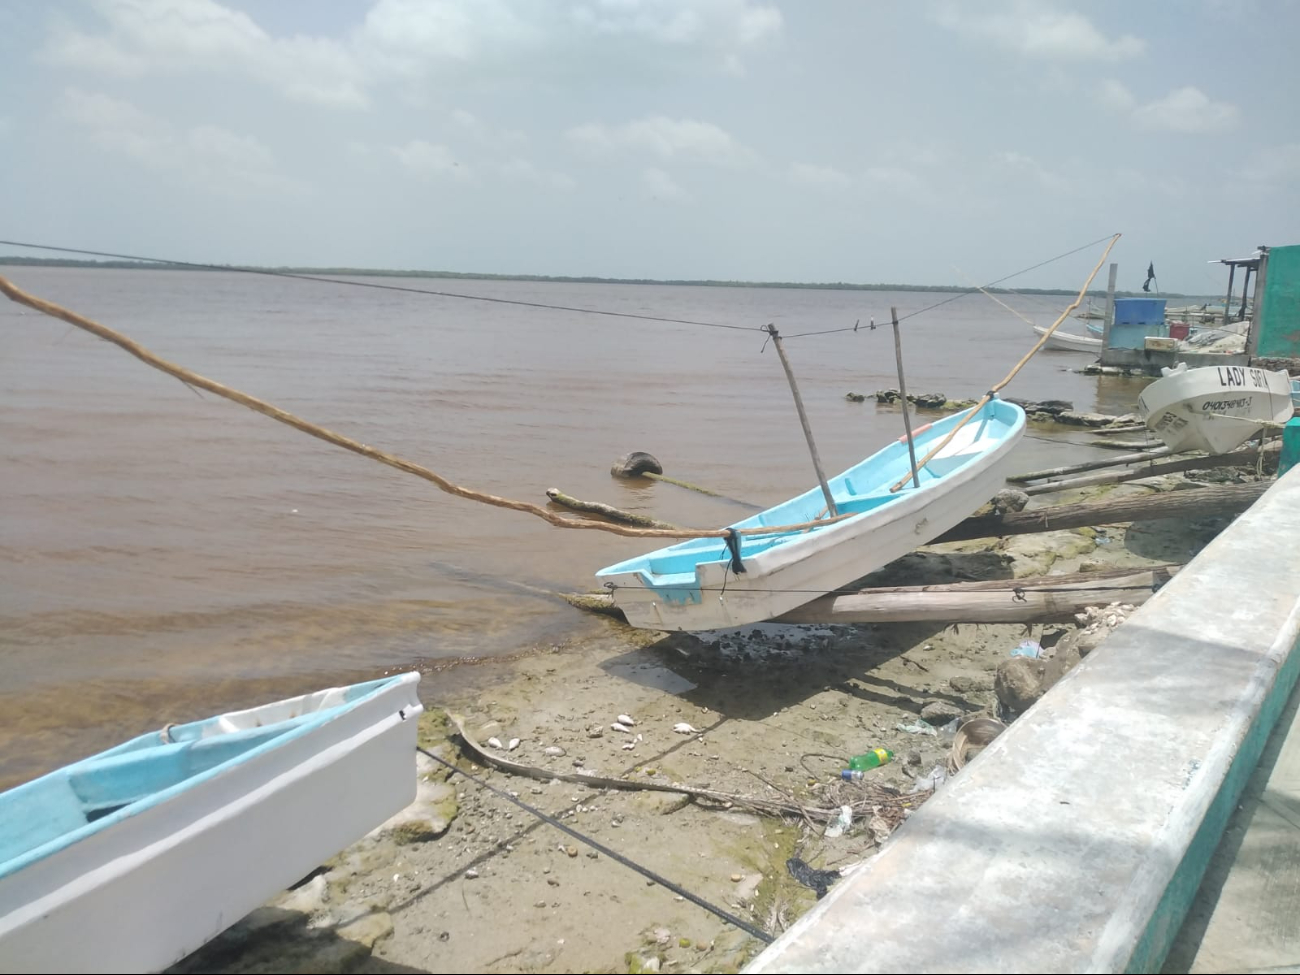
[1137,363,1293,454]
[1031,323,1102,353]
[597,399,1026,631]
[0,673,423,974]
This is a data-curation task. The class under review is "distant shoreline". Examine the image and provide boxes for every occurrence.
[0,255,1195,299]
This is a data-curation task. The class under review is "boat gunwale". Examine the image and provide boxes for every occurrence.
[0,673,420,882]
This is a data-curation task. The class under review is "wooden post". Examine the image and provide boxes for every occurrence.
[1224,262,1236,327]
[891,307,921,490]
[766,324,838,517]
[1101,262,1118,353]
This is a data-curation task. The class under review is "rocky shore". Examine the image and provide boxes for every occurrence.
[171,472,1246,975]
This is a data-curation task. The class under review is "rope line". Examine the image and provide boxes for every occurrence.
[0,239,762,333]
[782,233,1120,338]
[416,746,774,944]
[0,273,854,541]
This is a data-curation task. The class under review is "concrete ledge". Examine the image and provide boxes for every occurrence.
[1099,347,1248,375]
[746,471,1300,975]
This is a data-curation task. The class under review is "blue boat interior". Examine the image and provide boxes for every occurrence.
[0,676,400,880]
[596,400,1023,602]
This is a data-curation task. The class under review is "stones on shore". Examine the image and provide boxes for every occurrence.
[543,745,566,758]
[872,389,967,410]
[919,700,964,725]
[673,722,699,735]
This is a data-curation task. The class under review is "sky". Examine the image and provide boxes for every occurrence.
[1,0,1297,293]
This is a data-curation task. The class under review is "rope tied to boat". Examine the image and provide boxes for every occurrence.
[0,274,853,543]
[723,528,746,575]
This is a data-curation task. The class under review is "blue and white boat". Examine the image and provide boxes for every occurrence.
[0,673,423,974]
[1291,377,1299,410]
[597,399,1026,631]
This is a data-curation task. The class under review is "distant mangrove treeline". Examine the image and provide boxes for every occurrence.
[0,256,1195,299]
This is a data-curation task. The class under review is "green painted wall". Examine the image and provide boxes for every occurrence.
[1258,244,1300,357]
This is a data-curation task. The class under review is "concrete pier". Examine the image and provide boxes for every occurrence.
[746,470,1300,974]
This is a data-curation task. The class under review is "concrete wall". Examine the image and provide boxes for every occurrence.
[746,471,1300,974]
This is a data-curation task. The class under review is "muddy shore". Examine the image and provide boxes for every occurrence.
[171,471,1248,975]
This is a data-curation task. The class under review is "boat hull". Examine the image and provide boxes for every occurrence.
[1032,324,1102,353]
[1137,364,1293,454]
[0,674,422,974]
[597,401,1025,631]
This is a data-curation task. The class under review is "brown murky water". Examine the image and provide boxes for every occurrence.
[0,266,1143,784]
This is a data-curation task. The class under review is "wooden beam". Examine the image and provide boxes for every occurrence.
[1009,446,1173,483]
[1025,442,1279,495]
[777,565,1181,625]
[935,480,1270,543]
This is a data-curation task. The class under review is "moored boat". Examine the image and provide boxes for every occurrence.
[1137,363,1293,454]
[596,399,1026,631]
[1032,324,1102,353]
[0,673,423,974]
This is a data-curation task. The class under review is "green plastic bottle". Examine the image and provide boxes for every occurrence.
[847,748,893,771]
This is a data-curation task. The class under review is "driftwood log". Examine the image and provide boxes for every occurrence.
[545,488,680,530]
[776,565,1180,625]
[933,480,1269,543]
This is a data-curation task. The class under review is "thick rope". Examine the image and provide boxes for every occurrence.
[0,274,852,541]
[889,233,1121,492]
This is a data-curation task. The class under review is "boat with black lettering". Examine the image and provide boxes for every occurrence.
[1137,362,1293,454]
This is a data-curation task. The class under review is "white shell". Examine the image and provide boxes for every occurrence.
[611,722,631,733]
[673,722,698,734]
[487,737,503,749]
[617,714,636,726]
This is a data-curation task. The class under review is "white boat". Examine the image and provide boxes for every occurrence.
[596,399,1026,631]
[1032,324,1102,353]
[0,673,423,974]
[1137,363,1294,454]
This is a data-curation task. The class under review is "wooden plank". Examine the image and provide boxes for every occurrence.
[1009,446,1173,482]
[1025,442,1279,496]
[936,480,1269,542]
[777,565,1181,625]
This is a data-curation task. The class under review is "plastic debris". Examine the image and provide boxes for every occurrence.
[1011,640,1043,659]
[824,805,854,838]
[896,719,937,736]
[786,857,841,899]
[673,722,698,734]
[911,765,948,793]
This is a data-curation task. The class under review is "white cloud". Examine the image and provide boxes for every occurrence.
[642,167,688,201]
[933,1,1145,60]
[1239,143,1300,184]
[44,0,367,108]
[1099,78,1136,112]
[44,0,782,108]
[996,151,1071,191]
[1099,80,1239,134]
[790,162,852,188]
[568,117,756,167]
[451,108,527,148]
[494,158,576,191]
[390,140,472,179]
[1131,86,1238,133]
[58,87,302,196]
